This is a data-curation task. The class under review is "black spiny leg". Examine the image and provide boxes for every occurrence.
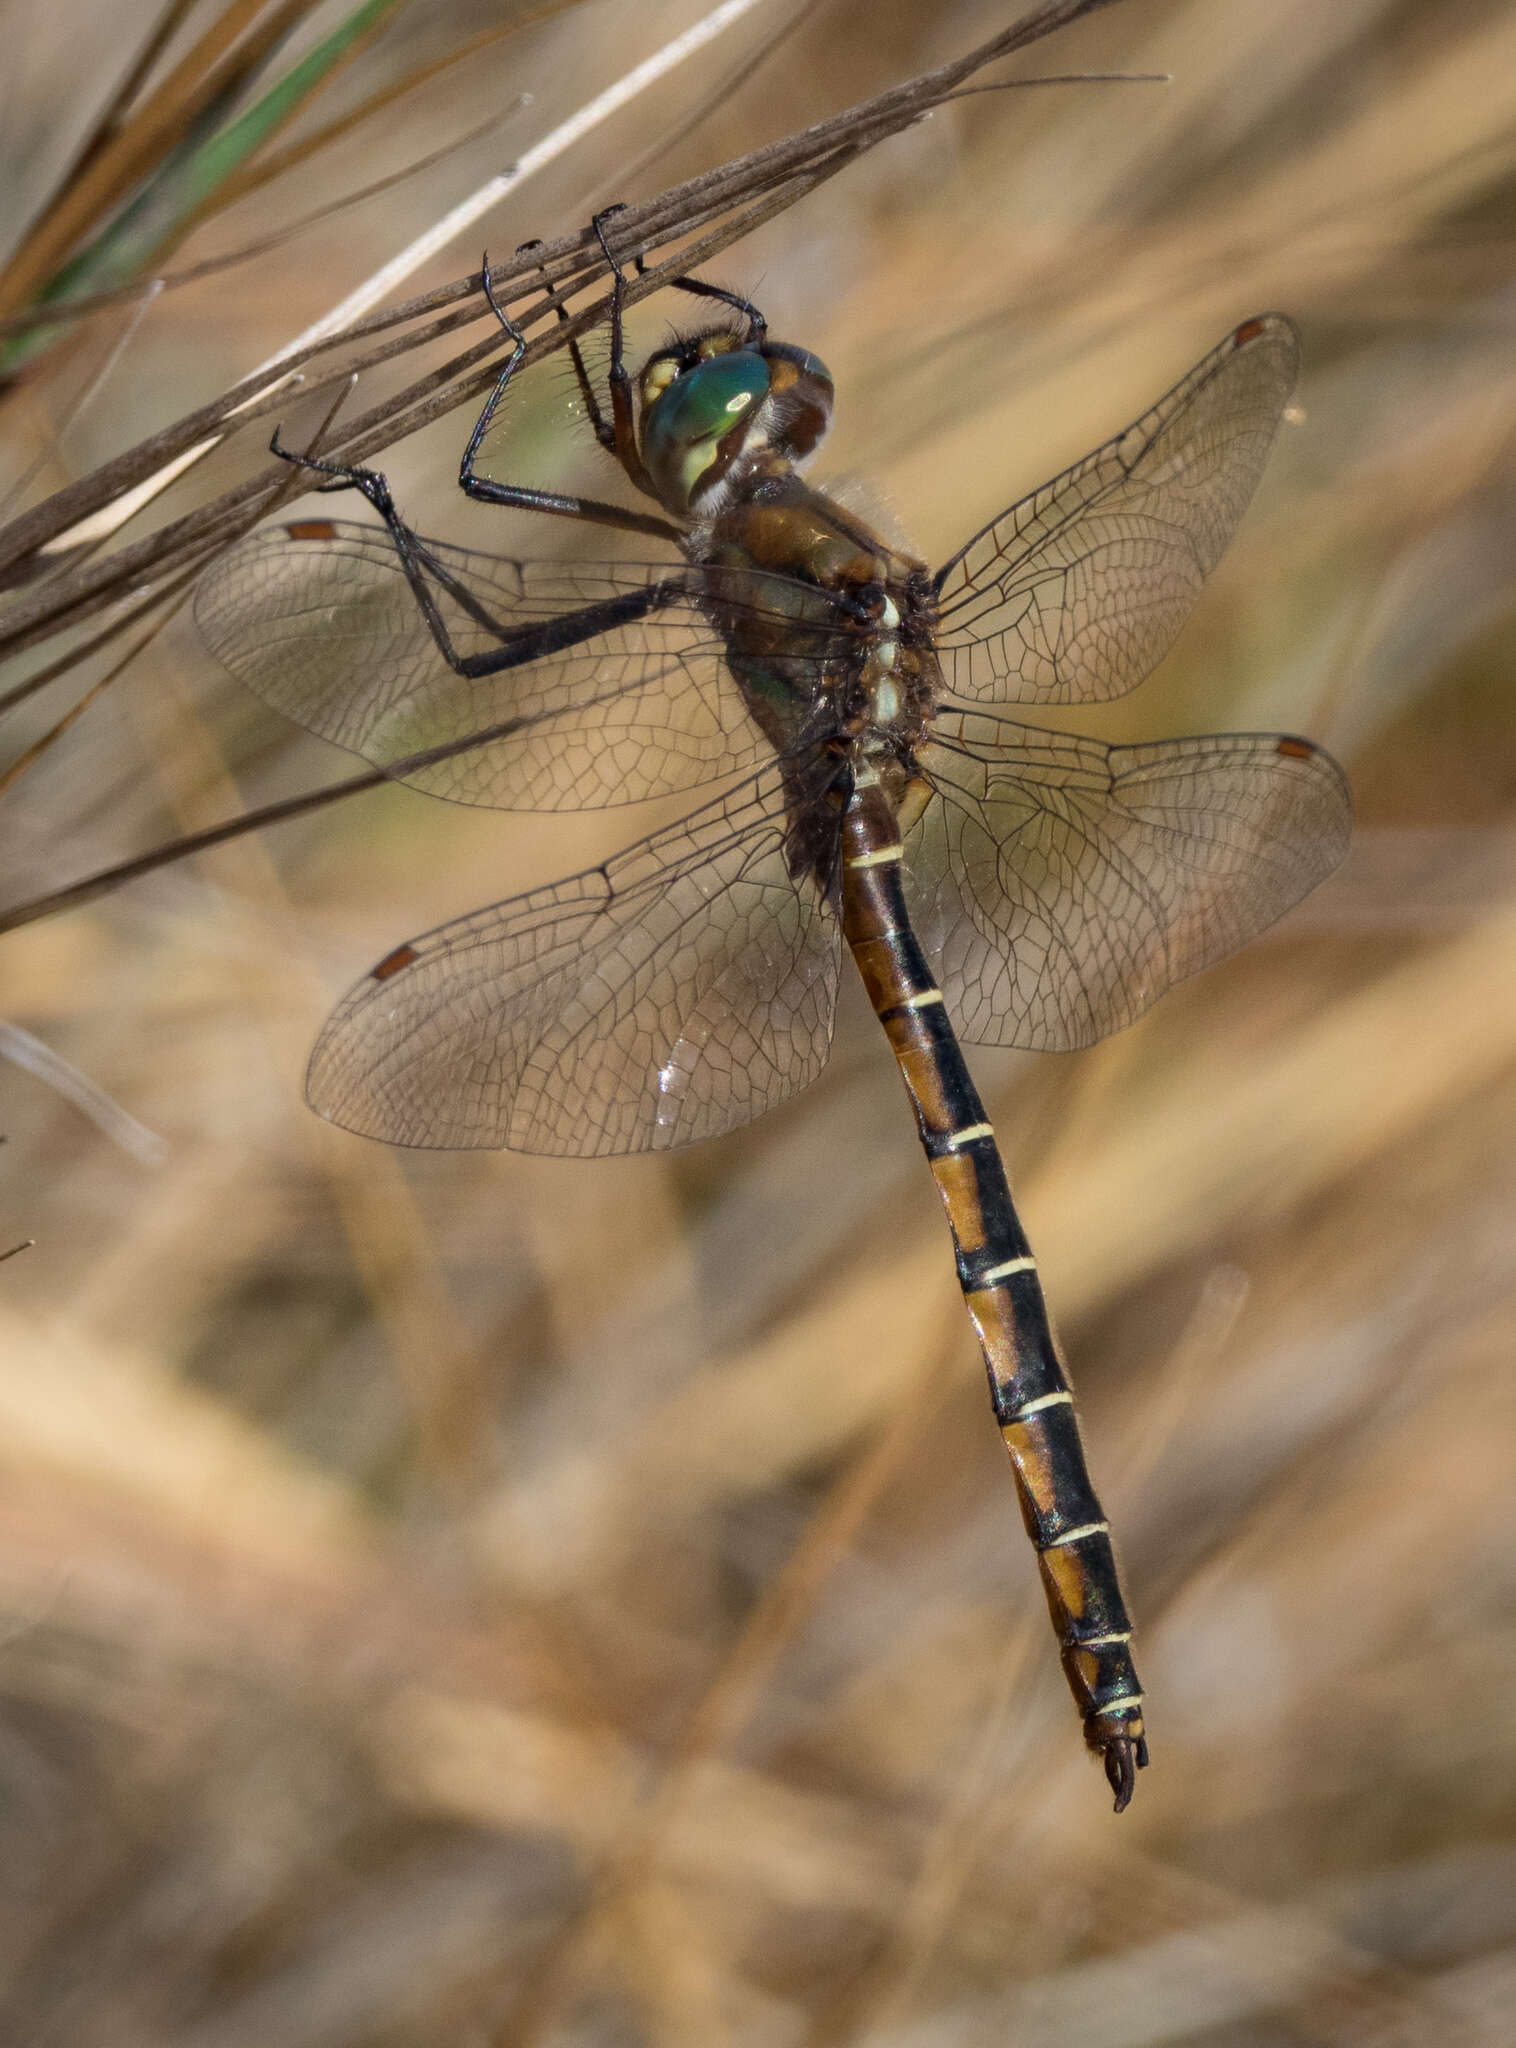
[266,427,684,690]
[454,252,679,541]
[261,210,761,698]
[515,236,614,451]
[595,199,767,344]
[589,208,660,501]
[268,431,491,675]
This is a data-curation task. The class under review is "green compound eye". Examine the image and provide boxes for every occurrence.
[642,351,770,507]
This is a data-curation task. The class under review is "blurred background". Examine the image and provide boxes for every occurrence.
[2,1,1515,2042]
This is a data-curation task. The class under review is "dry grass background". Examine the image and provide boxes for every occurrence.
[2,1,1515,2042]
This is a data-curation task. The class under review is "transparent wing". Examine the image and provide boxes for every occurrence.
[307,768,842,1155]
[905,707,1351,1051]
[194,520,816,811]
[933,316,1300,706]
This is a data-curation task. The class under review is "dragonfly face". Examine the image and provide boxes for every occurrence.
[637,328,835,514]
[197,261,1353,1809]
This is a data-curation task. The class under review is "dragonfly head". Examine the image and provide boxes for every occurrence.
[638,328,833,513]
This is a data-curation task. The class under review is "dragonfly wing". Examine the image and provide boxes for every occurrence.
[933,316,1299,706]
[906,708,1351,1051]
[306,769,841,1155]
[194,520,771,810]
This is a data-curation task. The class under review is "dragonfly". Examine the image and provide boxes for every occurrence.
[195,221,1352,1810]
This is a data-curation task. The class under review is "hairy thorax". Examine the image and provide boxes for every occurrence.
[685,455,942,824]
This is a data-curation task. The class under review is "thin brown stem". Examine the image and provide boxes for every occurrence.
[0,0,1127,584]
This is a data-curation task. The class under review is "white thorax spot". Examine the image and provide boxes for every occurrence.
[868,592,901,724]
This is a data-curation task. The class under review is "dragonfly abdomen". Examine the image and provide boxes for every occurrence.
[840,767,1148,1810]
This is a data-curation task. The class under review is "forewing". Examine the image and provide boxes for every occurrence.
[307,770,842,1155]
[933,316,1300,706]
[906,708,1351,1051]
[195,520,773,810]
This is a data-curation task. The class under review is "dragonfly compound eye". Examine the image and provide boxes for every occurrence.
[640,349,771,510]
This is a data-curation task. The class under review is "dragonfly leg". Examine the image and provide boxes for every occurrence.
[268,426,403,516]
[268,427,512,676]
[595,199,766,342]
[661,272,767,343]
[590,208,660,499]
[455,258,528,495]
[516,236,613,450]
[453,251,680,541]
[266,425,683,687]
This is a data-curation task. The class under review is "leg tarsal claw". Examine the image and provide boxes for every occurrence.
[269,429,393,511]
[591,204,631,281]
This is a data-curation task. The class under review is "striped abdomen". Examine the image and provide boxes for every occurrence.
[840,767,1148,1810]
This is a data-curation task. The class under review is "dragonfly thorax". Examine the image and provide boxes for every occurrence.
[638,326,833,515]
[686,465,942,774]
